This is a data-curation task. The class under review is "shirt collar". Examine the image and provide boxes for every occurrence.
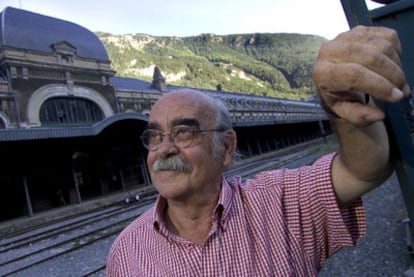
[151,175,237,231]
[219,175,238,229]
[152,195,167,232]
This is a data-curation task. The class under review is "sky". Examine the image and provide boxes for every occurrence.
[0,0,383,39]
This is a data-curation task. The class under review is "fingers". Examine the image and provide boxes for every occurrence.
[331,95,386,126]
[351,25,402,57]
[341,26,402,60]
[314,26,408,98]
[313,25,410,125]
[314,61,406,103]
[326,27,402,68]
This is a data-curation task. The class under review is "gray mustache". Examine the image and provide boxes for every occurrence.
[153,156,193,173]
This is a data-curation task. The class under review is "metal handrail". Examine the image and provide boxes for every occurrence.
[340,0,414,251]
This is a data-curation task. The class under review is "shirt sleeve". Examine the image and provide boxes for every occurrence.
[279,153,366,266]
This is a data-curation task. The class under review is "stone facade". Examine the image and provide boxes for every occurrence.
[0,6,328,223]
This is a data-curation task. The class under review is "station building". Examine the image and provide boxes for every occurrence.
[0,7,327,223]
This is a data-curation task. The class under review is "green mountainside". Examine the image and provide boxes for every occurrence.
[97,32,327,100]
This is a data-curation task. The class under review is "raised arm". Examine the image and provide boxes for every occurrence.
[312,26,411,205]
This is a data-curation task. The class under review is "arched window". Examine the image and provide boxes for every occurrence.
[39,97,104,126]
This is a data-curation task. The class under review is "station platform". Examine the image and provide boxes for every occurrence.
[0,137,332,238]
[0,185,155,237]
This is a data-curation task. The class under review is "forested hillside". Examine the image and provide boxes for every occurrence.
[97,32,327,100]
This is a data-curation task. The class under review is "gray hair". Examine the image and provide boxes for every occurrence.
[211,97,240,164]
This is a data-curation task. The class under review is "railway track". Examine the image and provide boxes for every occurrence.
[0,195,156,277]
[0,139,333,276]
[225,149,318,179]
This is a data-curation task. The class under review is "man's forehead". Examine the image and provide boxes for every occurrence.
[146,118,201,129]
[148,101,203,127]
[153,90,215,110]
[148,90,217,129]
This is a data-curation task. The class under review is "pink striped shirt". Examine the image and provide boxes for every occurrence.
[106,153,366,276]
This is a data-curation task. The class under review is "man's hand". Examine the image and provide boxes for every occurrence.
[312,25,410,126]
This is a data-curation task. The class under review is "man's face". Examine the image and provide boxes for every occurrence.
[146,91,227,201]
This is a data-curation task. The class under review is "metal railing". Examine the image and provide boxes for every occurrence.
[341,0,414,252]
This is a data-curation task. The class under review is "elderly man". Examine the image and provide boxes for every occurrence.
[106,26,410,276]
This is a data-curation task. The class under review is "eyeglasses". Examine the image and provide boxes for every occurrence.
[141,125,226,151]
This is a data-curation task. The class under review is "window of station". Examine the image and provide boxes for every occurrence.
[39,97,104,126]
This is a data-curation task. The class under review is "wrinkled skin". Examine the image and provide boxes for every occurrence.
[313,26,410,204]
[313,25,410,127]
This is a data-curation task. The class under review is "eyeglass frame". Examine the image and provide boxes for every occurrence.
[140,125,227,151]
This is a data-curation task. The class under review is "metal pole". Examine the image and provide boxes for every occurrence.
[340,0,414,246]
[120,169,126,190]
[141,151,151,186]
[22,175,33,217]
[71,167,82,204]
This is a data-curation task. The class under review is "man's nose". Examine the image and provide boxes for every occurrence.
[157,134,178,153]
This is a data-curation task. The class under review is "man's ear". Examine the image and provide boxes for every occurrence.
[222,129,237,167]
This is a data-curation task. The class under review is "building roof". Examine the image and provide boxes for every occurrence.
[0,6,109,61]
[112,77,152,91]
[112,76,165,94]
[0,112,148,141]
